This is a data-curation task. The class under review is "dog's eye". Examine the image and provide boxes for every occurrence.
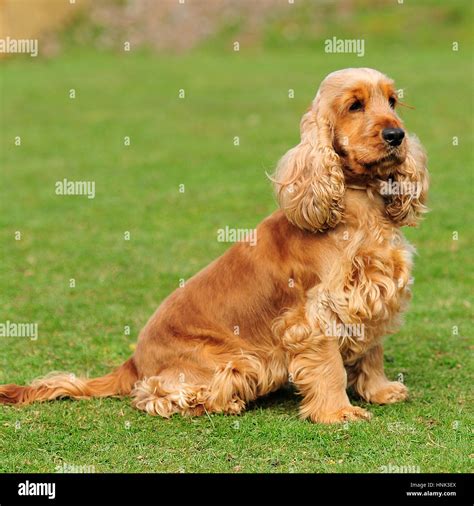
[389,97,396,108]
[349,100,363,112]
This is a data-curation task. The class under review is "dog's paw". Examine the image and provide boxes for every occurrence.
[310,405,372,424]
[369,382,408,405]
[222,396,246,415]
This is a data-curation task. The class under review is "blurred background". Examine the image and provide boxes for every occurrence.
[0,0,472,55]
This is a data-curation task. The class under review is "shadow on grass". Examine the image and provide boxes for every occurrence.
[246,383,300,414]
[245,384,372,417]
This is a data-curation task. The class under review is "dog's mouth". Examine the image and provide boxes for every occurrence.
[360,150,405,170]
[335,139,407,176]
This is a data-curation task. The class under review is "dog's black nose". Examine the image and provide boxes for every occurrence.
[382,128,405,147]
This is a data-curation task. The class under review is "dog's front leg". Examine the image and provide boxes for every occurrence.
[288,335,372,423]
[351,344,408,404]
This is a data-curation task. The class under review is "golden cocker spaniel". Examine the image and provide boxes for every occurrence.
[0,68,429,423]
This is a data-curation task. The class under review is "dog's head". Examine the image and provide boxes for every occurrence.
[273,68,429,231]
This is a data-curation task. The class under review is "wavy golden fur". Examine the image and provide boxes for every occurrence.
[0,68,429,423]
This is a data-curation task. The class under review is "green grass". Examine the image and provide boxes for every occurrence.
[0,8,473,473]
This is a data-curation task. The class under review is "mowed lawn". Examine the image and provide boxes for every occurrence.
[0,43,472,473]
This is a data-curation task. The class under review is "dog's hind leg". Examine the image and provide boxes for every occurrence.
[131,356,262,418]
[131,377,209,417]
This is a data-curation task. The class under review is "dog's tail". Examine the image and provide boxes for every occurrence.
[0,358,138,406]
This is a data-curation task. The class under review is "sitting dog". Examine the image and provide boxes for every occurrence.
[0,68,429,423]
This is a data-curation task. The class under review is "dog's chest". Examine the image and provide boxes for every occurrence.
[341,218,414,289]
[306,213,415,359]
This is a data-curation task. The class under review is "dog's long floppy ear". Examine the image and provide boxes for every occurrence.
[272,95,345,232]
[383,134,429,226]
